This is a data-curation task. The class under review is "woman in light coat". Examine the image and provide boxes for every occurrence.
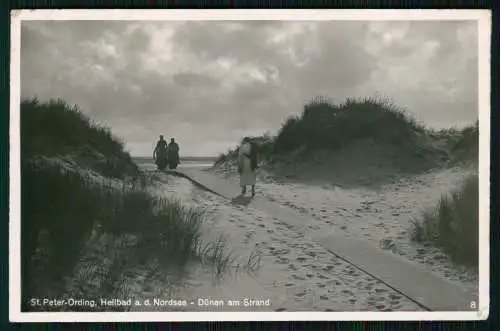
[238,137,257,196]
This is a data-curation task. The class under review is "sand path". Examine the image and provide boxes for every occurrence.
[136,173,425,312]
[212,165,479,288]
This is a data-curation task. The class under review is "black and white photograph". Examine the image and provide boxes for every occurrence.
[10,10,490,322]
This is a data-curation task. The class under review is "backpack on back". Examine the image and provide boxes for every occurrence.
[250,142,258,170]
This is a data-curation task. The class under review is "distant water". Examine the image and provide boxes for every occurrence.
[132,157,215,171]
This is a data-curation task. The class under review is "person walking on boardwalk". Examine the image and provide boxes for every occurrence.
[167,138,180,170]
[153,135,168,171]
[238,137,258,197]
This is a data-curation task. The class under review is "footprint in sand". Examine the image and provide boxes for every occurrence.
[355,281,365,289]
[389,293,402,300]
[364,283,374,291]
[322,265,334,272]
[276,257,290,264]
[278,248,291,255]
[374,304,389,311]
[291,274,306,280]
[271,237,287,244]
[373,287,389,294]
[305,251,318,258]
[332,280,342,286]
[296,257,308,263]
[298,207,308,213]
[347,269,361,277]
[295,291,307,299]
[238,224,246,228]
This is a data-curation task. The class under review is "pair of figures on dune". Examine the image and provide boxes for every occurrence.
[153,135,180,171]
[238,137,258,197]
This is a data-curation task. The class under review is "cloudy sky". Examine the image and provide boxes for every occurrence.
[21,19,478,156]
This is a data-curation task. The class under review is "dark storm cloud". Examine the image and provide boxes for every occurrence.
[20,19,479,155]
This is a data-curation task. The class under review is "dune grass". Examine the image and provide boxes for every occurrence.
[214,95,478,186]
[20,98,243,311]
[410,173,479,267]
[22,153,219,311]
[21,97,139,179]
[273,95,426,155]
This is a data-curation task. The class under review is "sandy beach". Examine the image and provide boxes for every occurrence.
[128,172,427,311]
[212,164,479,290]
[26,158,478,313]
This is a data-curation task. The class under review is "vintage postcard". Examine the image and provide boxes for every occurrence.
[10,9,491,322]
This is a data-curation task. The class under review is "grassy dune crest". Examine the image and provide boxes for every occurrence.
[21,98,139,179]
[215,96,478,187]
[20,98,236,311]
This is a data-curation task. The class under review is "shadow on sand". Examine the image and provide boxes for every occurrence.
[231,195,253,206]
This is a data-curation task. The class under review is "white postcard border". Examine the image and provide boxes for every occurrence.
[9,9,491,322]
